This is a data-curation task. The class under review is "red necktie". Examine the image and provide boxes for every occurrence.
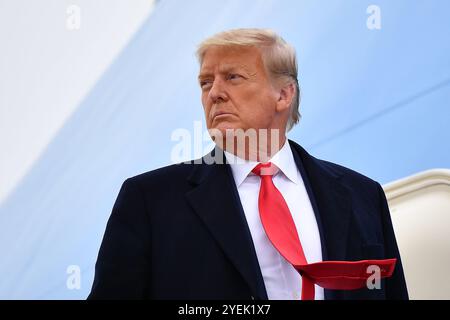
[252,162,396,300]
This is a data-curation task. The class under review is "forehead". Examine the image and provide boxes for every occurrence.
[199,45,264,73]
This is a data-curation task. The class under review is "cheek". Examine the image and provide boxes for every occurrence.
[238,87,276,116]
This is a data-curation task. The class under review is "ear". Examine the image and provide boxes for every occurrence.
[276,82,295,113]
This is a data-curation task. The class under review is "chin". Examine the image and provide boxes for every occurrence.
[210,121,240,134]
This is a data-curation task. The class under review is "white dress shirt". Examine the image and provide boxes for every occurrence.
[224,141,324,300]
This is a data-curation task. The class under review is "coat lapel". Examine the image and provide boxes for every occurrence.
[289,140,352,262]
[289,141,354,300]
[185,147,268,300]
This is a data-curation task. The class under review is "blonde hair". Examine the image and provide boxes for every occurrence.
[196,28,301,131]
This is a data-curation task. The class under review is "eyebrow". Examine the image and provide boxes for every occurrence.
[198,64,252,80]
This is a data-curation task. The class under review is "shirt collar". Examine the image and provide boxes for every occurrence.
[224,140,300,187]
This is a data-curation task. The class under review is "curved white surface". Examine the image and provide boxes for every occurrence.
[384,169,450,300]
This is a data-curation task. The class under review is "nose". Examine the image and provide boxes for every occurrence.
[208,78,228,104]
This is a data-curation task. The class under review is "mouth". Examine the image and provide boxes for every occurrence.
[211,111,235,120]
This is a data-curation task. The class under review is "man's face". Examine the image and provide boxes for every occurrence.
[198,46,281,135]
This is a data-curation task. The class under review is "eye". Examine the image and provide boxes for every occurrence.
[227,73,242,81]
[200,80,213,90]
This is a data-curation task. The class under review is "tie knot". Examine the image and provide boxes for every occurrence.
[252,162,279,177]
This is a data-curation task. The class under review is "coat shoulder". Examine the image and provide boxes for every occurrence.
[124,162,196,191]
[320,158,379,185]
[289,139,380,189]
